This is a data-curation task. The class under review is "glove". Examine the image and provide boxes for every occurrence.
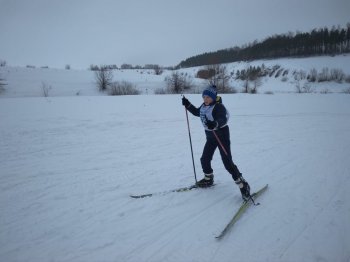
[206,120,218,130]
[182,96,190,107]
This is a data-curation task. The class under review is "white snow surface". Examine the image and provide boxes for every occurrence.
[1,55,350,262]
[1,94,350,262]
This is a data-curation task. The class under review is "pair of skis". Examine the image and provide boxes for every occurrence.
[130,184,268,239]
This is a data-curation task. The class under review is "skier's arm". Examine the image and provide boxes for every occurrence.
[182,97,200,116]
[186,104,200,116]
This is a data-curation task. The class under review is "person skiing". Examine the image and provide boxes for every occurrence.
[182,85,251,201]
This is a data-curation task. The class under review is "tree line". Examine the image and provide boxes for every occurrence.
[178,24,350,68]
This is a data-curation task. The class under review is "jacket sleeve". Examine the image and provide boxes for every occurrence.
[186,103,200,117]
[213,104,227,127]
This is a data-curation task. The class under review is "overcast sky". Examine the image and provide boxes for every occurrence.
[0,0,349,69]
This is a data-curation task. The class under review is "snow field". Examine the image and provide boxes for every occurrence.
[1,94,349,262]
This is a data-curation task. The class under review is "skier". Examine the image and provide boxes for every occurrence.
[182,85,251,201]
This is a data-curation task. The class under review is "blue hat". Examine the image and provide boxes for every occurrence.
[202,85,217,101]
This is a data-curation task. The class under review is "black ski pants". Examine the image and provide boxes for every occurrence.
[200,126,241,181]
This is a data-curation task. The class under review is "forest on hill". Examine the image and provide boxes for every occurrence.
[178,24,350,68]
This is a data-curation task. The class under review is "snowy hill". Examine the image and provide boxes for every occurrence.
[1,54,350,97]
[1,56,350,262]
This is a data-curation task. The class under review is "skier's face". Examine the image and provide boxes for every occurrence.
[203,95,213,105]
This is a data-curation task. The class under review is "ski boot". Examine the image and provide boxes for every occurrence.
[235,176,251,201]
[196,173,214,188]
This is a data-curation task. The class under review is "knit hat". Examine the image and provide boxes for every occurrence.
[202,85,217,101]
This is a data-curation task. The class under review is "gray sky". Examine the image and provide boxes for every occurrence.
[0,0,349,69]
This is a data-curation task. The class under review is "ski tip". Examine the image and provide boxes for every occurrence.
[258,184,269,192]
[130,195,141,199]
[130,194,153,199]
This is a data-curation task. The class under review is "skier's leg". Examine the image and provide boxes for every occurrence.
[196,139,217,187]
[214,128,251,200]
[200,139,217,175]
[215,128,241,180]
[218,145,242,180]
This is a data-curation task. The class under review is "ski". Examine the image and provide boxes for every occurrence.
[216,184,268,240]
[130,184,215,199]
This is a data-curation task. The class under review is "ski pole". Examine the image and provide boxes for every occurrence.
[212,130,229,156]
[184,99,197,183]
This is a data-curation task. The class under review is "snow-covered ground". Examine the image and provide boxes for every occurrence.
[1,93,349,262]
[1,55,350,261]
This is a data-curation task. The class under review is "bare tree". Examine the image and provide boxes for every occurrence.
[41,81,52,97]
[206,64,234,93]
[109,81,140,96]
[242,79,249,93]
[95,67,113,92]
[120,63,133,69]
[153,65,163,75]
[0,76,6,94]
[239,66,262,93]
[165,71,193,94]
[90,64,99,71]
[143,64,163,75]
[166,71,184,93]
[250,77,262,94]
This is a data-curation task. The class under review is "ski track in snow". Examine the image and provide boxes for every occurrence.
[1,94,350,262]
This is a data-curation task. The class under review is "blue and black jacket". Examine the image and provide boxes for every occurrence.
[185,96,230,137]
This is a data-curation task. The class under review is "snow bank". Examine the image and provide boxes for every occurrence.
[1,54,350,98]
